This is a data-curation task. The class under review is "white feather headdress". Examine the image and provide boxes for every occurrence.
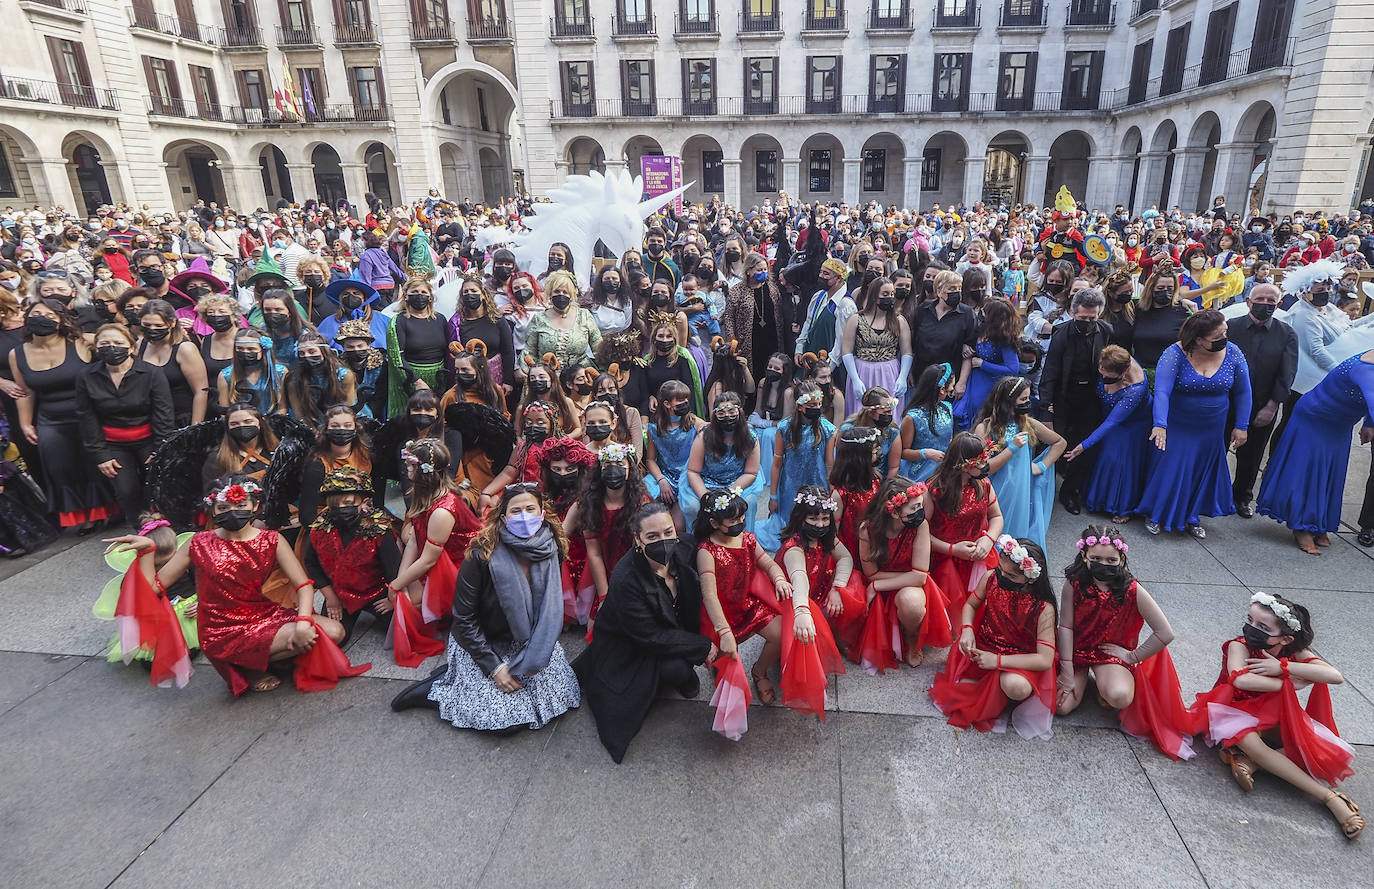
[1281,258,1345,296]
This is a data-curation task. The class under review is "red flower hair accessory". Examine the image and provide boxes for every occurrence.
[884,483,928,514]
[959,439,998,469]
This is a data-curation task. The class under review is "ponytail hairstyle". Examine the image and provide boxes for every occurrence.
[401,437,460,521]
[651,378,695,430]
[449,340,504,409]
[930,431,993,515]
[691,486,748,542]
[136,510,180,568]
[828,424,881,492]
[1063,523,1135,603]
[779,484,838,552]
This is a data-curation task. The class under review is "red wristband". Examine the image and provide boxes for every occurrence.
[1278,657,1290,677]
[295,580,313,592]
[996,654,1003,670]
[295,615,314,623]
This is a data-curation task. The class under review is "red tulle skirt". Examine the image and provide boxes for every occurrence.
[854,578,954,675]
[1108,651,1197,761]
[930,643,1056,739]
[815,572,867,652]
[293,617,371,692]
[115,564,192,689]
[420,550,459,624]
[780,590,846,720]
[388,590,445,667]
[929,550,998,626]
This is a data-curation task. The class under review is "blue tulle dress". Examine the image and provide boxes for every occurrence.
[758,417,835,551]
[678,429,766,529]
[1134,343,1251,531]
[954,340,1022,429]
[899,402,954,482]
[987,422,1056,550]
[646,420,699,501]
[1079,381,1153,517]
[1257,354,1374,533]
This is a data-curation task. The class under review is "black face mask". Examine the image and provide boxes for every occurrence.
[1207,337,1229,353]
[1151,290,1173,307]
[25,316,59,337]
[863,270,880,285]
[969,465,990,480]
[1043,281,1065,295]
[597,391,619,407]
[1100,374,1122,385]
[1249,303,1276,322]
[1111,289,1133,305]
[800,521,830,540]
[550,293,572,311]
[143,326,170,341]
[718,518,745,537]
[650,293,670,308]
[654,340,675,355]
[1309,290,1331,308]
[216,509,254,531]
[264,313,290,330]
[303,275,325,290]
[460,293,482,311]
[922,278,935,295]
[549,470,580,491]
[123,307,143,326]
[641,538,674,565]
[1087,560,1124,585]
[874,413,893,429]
[456,371,477,388]
[602,465,628,489]
[715,416,739,432]
[1073,319,1095,336]
[802,406,823,420]
[1242,623,1276,650]
[528,378,551,395]
[646,243,665,257]
[409,413,437,430]
[585,423,612,442]
[513,288,533,303]
[186,286,213,300]
[228,424,260,444]
[325,428,356,446]
[995,568,1028,593]
[902,508,926,528]
[877,297,896,311]
[300,354,326,369]
[602,279,621,294]
[138,268,166,287]
[856,254,872,269]
[943,293,961,308]
[409,292,434,310]
[673,402,691,417]
[207,314,235,332]
[342,351,370,370]
[524,427,549,443]
[236,351,262,368]
[341,294,364,311]
[765,370,782,382]
[97,345,129,365]
[492,266,513,284]
[894,287,911,301]
[331,505,361,528]
[724,249,742,264]
[546,255,564,271]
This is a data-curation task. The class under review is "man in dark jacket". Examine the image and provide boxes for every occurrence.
[1041,287,1112,514]
[574,504,715,763]
[1226,282,1297,516]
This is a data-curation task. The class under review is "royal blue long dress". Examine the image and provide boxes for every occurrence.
[1079,380,1153,517]
[1134,343,1251,531]
[899,401,954,482]
[987,422,1056,550]
[954,340,1021,429]
[757,417,835,551]
[1257,353,1374,533]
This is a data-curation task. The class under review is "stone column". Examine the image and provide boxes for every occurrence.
[1211,141,1260,213]
[339,162,370,212]
[903,155,923,211]
[1022,154,1052,208]
[1083,154,1121,213]
[782,157,801,198]
[961,155,987,208]
[721,157,742,208]
[285,163,315,205]
[843,156,862,206]
[27,157,78,212]
[218,164,266,210]
[1169,146,1208,213]
[1134,151,1169,213]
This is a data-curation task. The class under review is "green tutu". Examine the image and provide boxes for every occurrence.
[93,533,199,662]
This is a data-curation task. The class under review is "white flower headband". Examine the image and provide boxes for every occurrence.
[995,534,1042,581]
[794,489,837,510]
[796,391,822,407]
[709,487,743,512]
[1251,591,1302,633]
[401,442,435,475]
[598,442,636,464]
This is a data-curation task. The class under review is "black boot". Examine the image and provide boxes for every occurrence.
[390,664,446,712]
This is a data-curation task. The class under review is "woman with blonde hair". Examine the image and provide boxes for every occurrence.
[293,254,332,323]
[524,269,601,370]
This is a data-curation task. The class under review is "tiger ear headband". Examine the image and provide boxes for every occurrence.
[451,338,490,360]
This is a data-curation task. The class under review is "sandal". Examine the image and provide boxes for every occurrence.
[1315,533,1332,548]
[750,668,777,705]
[904,646,925,668]
[250,674,281,693]
[1294,531,1322,556]
[1220,746,1256,792]
[1324,791,1366,840]
[1110,514,1132,525]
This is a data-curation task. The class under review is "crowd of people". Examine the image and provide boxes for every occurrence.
[3,181,1370,840]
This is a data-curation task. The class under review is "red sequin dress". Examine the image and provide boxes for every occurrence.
[929,573,1055,739]
[699,532,778,643]
[191,530,296,697]
[855,523,953,673]
[777,536,865,644]
[835,480,878,563]
[1069,578,1194,760]
[556,497,588,625]
[1187,639,1354,784]
[414,491,482,623]
[584,504,634,628]
[928,480,999,623]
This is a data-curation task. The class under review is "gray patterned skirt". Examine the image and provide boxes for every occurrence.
[427,639,581,731]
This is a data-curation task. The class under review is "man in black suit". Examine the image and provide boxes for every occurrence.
[1041,288,1113,514]
[1227,282,1298,516]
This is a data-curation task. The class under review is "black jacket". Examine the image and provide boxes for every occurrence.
[573,543,712,763]
[75,359,176,462]
[1040,319,1113,415]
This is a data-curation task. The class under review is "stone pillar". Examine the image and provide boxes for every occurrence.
[1083,155,1120,213]
[842,157,862,206]
[1170,146,1208,213]
[782,157,801,198]
[339,162,370,212]
[604,157,627,172]
[1022,154,1052,208]
[1211,141,1259,213]
[1134,151,1169,213]
[1114,154,1140,214]
[285,163,315,205]
[961,155,987,208]
[903,156,922,211]
[721,157,742,208]
[218,164,266,210]
[27,157,78,212]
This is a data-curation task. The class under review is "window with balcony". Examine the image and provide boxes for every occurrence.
[337,0,375,42]
[174,0,203,39]
[806,0,843,30]
[1199,2,1238,85]
[1067,0,1112,26]
[755,149,777,192]
[298,67,322,116]
[932,52,969,111]
[869,54,905,112]
[922,148,941,191]
[467,0,508,37]
[1251,0,1293,71]
[862,149,886,191]
[808,149,832,193]
[743,0,778,30]
[349,66,386,117]
[45,36,94,107]
[190,64,219,116]
[1160,22,1189,96]
[682,58,716,114]
[807,55,840,113]
[871,0,909,27]
[1128,39,1151,104]
[1061,50,1103,109]
[702,150,724,192]
[280,0,313,39]
[561,61,594,116]
[622,59,655,115]
[679,0,715,32]
[238,69,268,111]
[996,51,1035,110]
[936,0,975,27]
[555,0,591,34]
[143,56,181,114]
[1001,0,1042,25]
[617,0,653,32]
[745,56,777,113]
[411,0,451,39]
[224,0,261,45]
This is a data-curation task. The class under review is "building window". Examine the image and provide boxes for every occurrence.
[933,53,969,111]
[702,149,724,193]
[996,51,1034,110]
[190,65,218,115]
[0,143,18,198]
[562,60,594,113]
[922,148,941,191]
[745,57,777,113]
[1061,50,1102,110]
[283,0,311,30]
[937,0,972,24]
[1199,1,1238,85]
[1160,23,1190,96]
[342,0,370,26]
[623,59,655,114]
[870,54,905,112]
[862,149,886,192]
[808,149,832,193]
[298,67,322,116]
[149,57,175,101]
[351,66,382,109]
[54,39,85,86]
[755,149,777,193]
[807,55,840,113]
[683,58,715,113]
[1128,40,1151,104]
[239,69,267,110]
[619,0,650,24]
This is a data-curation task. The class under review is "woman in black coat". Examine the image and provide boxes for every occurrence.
[574,502,717,763]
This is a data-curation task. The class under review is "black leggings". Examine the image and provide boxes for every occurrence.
[104,438,155,528]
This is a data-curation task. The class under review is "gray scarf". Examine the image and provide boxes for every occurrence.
[489,523,563,678]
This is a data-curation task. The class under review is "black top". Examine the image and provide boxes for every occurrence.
[199,335,234,397]
[1130,305,1191,370]
[0,327,23,382]
[623,355,695,416]
[452,315,514,382]
[1227,314,1298,412]
[1041,320,1113,414]
[452,550,521,675]
[394,313,451,365]
[912,301,978,375]
[138,339,195,422]
[15,341,87,424]
[75,359,176,461]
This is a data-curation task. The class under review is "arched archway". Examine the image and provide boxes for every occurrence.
[362,142,397,208]
[1149,120,1178,209]
[740,133,783,208]
[257,144,292,205]
[680,134,723,204]
[1234,101,1279,214]
[1046,131,1093,208]
[310,144,345,210]
[623,135,664,177]
[565,137,605,177]
[921,131,967,208]
[58,131,120,214]
[0,126,38,204]
[984,130,1030,205]
[800,133,844,203]
[162,139,227,206]
[426,64,519,202]
[859,132,904,207]
[1188,112,1222,213]
[1120,127,1144,212]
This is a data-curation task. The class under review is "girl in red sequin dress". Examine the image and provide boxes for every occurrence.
[776,485,865,652]
[694,488,792,704]
[533,436,596,626]
[389,439,482,624]
[828,425,882,564]
[928,432,1004,624]
[105,474,347,696]
[930,535,1057,739]
[856,477,952,672]
[480,401,560,511]
[566,442,650,632]
[1056,525,1194,760]
[1187,592,1363,840]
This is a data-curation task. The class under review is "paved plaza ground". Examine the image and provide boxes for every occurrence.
[2,445,1373,888]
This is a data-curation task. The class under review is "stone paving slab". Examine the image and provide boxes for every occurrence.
[0,650,81,718]
[0,536,125,656]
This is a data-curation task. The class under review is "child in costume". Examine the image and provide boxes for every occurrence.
[565,442,650,630]
[93,512,196,668]
[776,485,865,655]
[645,379,706,530]
[927,432,1005,624]
[829,425,882,569]
[759,382,835,551]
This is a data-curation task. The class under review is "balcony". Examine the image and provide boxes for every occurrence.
[0,76,118,111]
[547,91,1130,120]
[868,3,914,30]
[1065,0,1114,27]
[684,95,717,115]
[932,3,980,29]
[623,97,657,117]
[276,24,321,47]
[410,20,455,44]
[739,10,781,33]
[146,97,391,124]
[998,3,1046,28]
[1107,37,1295,108]
[1129,0,1159,19]
[220,24,265,49]
[806,94,842,114]
[868,91,905,112]
[675,13,718,36]
[550,14,594,40]
[804,7,846,31]
[18,0,87,22]
[611,14,656,38]
[334,22,378,45]
[467,16,511,42]
[743,96,778,114]
[27,0,85,8]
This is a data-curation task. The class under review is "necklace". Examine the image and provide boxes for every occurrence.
[755,284,767,329]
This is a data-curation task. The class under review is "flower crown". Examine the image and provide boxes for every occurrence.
[842,425,881,444]
[1077,534,1128,554]
[796,391,822,407]
[1251,591,1303,633]
[795,489,837,510]
[709,487,743,512]
[884,483,927,514]
[995,534,1042,580]
[584,399,617,417]
[597,442,636,464]
[210,480,261,504]
[401,442,436,475]
[960,439,998,469]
